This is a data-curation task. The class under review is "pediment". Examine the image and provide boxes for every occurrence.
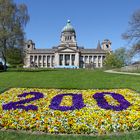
[56,47,78,53]
[61,48,76,52]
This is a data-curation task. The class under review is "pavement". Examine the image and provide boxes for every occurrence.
[104,70,140,76]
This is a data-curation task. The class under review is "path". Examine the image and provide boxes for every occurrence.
[104,70,140,76]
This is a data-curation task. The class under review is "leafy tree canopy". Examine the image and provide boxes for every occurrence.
[6,47,23,67]
[114,47,133,66]
[0,0,29,70]
[103,53,124,69]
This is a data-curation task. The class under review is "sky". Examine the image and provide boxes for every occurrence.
[14,0,140,51]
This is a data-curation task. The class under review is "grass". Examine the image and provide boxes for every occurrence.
[0,68,140,93]
[0,68,140,140]
[0,130,140,140]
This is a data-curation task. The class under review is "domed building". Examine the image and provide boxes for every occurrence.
[24,20,112,68]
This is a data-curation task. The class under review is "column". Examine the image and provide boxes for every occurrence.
[59,54,60,66]
[101,55,103,67]
[75,53,79,67]
[42,55,44,67]
[29,55,30,67]
[33,55,35,64]
[54,53,59,66]
[83,55,85,68]
[36,55,38,67]
[70,54,72,66]
[50,55,52,68]
[63,54,65,66]
[46,55,47,68]
[52,55,54,67]
[41,55,43,67]
[96,56,99,68]
[88,56,89,64]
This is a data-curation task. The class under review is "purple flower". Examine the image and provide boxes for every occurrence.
[93,92,131,111]
[2,92,44,111]
[49,93,86,111]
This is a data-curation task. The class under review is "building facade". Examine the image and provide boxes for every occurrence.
[24,20,112,68]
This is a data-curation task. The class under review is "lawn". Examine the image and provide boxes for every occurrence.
[0,68,140,140]
[0,68,140,93]
[0,130,140,140]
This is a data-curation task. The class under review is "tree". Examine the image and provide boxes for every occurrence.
[6,47,23,67]
[130,41,140,56]
[122,9,140,42]
[103,53,123,69]
[122,9,140,60]
[0,0,29,71]
[114,47,133,66]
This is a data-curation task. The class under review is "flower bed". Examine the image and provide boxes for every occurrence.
[0,88,140,135]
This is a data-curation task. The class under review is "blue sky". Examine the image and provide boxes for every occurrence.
[15,0,140,51]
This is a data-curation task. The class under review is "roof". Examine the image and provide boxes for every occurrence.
[96,40,102,50]
[28,46,107,54]
[80,48,106,54]
[29,49,55,54]
[61,20,75,33]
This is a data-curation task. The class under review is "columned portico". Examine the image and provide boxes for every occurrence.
[28,52,106,69]
[58,53,76,66]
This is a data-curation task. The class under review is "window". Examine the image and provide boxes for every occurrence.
[106,44,109,48]
[85,56,88,63]
[98,56,101,62]
[72,54,75,65]
[30,56,33,62]
[47,56,50,67]
[80,56,83,61]
[43,56,46,63]
[59,55,63,65]
[94,56,97,62]
[65,55,70,66]
[89,56,92,63]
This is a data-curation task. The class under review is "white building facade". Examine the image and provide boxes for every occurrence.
[24,20,112,68]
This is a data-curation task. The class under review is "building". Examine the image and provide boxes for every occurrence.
[24,20,112,68]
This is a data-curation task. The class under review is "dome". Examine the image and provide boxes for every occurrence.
[62,20,75,33]
[104,39,110,42]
